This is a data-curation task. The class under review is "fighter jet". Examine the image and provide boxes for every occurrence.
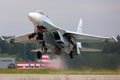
[4,12,117,59]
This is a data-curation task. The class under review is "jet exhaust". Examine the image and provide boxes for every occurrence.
[46,56,67,70]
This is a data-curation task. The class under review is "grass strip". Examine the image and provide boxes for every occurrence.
[0,69,118,74]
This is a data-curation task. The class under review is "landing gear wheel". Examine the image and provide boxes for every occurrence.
[69,51,73,59]
[37,51,42,59]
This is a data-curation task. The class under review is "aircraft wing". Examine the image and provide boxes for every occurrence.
[42,16,117,43]
[41,18,117,43]
[66,31,117,43]
[6,33,39,43]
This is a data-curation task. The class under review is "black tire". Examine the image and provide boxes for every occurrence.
[8,63,16,69]
[69,51,73,59]
[37,51,42,59]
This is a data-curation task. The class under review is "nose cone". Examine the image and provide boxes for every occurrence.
[28,12,40,22]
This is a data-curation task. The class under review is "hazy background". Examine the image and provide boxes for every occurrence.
[0,0,120,37]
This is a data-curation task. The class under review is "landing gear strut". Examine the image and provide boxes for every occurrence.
[37,51,42,59]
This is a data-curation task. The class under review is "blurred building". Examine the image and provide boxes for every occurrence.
[16,53,49,69]
[0,57,16,68]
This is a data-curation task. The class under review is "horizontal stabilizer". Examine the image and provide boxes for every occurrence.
[31,48,51,53]
[80,47,102,52]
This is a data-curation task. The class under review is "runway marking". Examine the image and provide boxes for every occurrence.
[0,74,120,80]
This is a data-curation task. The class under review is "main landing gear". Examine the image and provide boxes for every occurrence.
[36,43,48,60]
[37,51,42,59]
[69,51,73,59]
[69,46,78,59]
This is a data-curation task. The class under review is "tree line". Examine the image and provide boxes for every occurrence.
[0,37,36,61]
[0,36,120,69]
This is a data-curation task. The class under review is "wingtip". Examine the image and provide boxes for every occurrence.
[0,36,5,41]
[112,36,118,42]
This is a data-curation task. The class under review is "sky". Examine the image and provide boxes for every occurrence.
[0,0,120,37]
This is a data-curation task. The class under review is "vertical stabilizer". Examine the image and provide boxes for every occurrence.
[76,18,82,54]
[77,18,82,33]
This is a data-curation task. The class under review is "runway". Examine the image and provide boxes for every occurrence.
[0,74,120,80]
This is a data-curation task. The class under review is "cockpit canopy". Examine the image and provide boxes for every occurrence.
[39,12,44,15]
[39,12,48,17]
